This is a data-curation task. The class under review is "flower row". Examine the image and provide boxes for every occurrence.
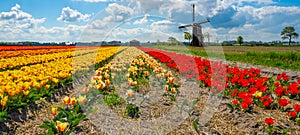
[0,48,73,59]
[0,46,81,51]
[0,48,99,71]
[0,47,123,114]
[137,47,300,125]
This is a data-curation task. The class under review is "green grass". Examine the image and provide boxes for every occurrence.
[150,45,300,71]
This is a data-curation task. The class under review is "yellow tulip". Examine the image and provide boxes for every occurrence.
[23,90,30,96]
[52,107,58,116]
[56,121,69,132]
[63,96,70,105]
[70,97,76,105]
[253,91,262,98]
[1,96,8,107]
[78,95,86,104]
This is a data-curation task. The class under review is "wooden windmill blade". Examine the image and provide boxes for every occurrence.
[179,24,193,29]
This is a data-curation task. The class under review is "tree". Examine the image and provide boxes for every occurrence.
[281,26,299,46]
[168,37,181,45]
[237,36,243,46]
[184,32,192,45]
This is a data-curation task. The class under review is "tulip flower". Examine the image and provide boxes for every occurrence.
[127,90,134,97]
[287,111,297,119]
[83,87,89,94]
[63,96,70,105]
[232,99,239,105]
[78,95,86,104]
[132,81,137,86]
[56,121,69,132]
[294,104,300,112]
[1,96,8,107]
[166,71,172,77]
[97,82,106,89]
[165,85,169,91]
[23,90,30,96]
[168,77,174,83]
[133,72,137,77]
[253,91,262,98]
[105,79,110,86]
[171,87,176,93]
[70,97,76,105]
[277,98,290,107]
[45,84,50,89]
[265,118,275,125]
[52,107,58,116]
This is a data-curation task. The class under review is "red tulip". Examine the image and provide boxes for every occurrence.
[294,104,300,112]
[277,98,290,107]
[287,111,297,119]
[265,118,275,125]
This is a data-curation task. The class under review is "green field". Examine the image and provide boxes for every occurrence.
[151,45,300,71]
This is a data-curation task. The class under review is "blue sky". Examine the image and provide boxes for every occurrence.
[0,0,300,42]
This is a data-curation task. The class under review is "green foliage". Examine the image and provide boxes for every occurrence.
[0,111,8,122]
[126,103,139,118]
[184,32,192,44]
[193,119,199,134]
[104,93,124,107]
[281,26,299,46]
[39,103,86,135]
[237,36,244,45]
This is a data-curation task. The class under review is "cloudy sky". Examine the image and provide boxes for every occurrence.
[0,0,299,42]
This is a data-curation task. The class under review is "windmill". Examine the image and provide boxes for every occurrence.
[179,4,210,46]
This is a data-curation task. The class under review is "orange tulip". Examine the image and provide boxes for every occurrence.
[166,71,172,77]
[99,82,106,89]
[127,90,134,97]
[168,77,174,83]
[144,71,149,76]
[63,96,70,105]
[83,87,89,94]
[128,79,133,85]
[105,79,110,86]
[171,87,176,93]
[133,72,137,77]
[52,107,58,116]
[165,85,169,91]
[56,121,69,132]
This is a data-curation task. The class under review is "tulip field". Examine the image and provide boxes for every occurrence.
[0,45,300,134]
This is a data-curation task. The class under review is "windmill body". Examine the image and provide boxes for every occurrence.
[179,4,209,46]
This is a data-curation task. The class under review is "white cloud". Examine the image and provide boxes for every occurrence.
[104,3,134,22]
[133,14,149,24]
[150,19,176,31]
[57,7,90,22]
[0,4,46,32]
